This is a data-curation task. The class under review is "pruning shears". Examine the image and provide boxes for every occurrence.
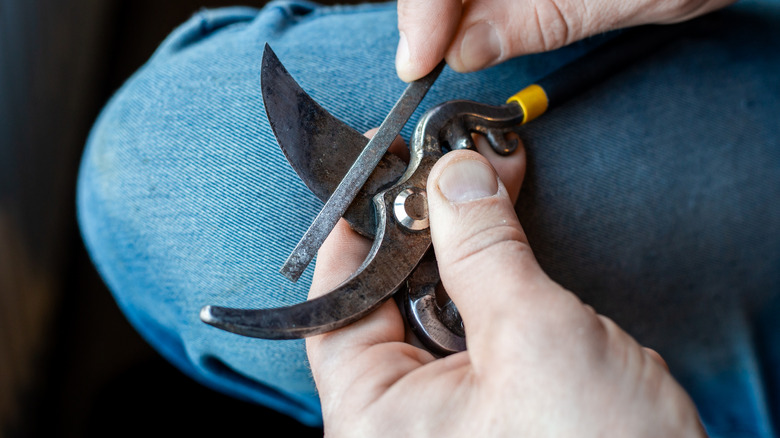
[200,22,693,355]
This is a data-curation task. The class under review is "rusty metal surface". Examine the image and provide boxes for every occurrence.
[417,99,524,155]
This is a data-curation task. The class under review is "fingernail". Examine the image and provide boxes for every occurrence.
[438,159,498,202]
[459,22,501,71]
[396,31,411,78]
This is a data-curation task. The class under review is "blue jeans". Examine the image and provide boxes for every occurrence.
[77,1,780,435]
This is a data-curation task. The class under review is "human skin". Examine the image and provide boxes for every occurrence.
[305,134,706,437]
[395,0,737,81]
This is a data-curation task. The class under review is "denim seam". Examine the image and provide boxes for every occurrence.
[293,1,397,26]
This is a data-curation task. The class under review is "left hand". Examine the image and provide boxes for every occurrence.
[395,0,735,81]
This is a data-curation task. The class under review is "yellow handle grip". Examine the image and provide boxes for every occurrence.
[506,84,549,124]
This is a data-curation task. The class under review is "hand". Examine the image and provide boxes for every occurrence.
[395,0,735,81]
[306,134,705,436]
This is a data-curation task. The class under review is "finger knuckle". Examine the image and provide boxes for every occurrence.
[396,0,417,17]
[657,0,711,20]
[523,0,579,52]
[449,222,531,269]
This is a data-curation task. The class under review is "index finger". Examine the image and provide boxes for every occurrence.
[396,0,461,81]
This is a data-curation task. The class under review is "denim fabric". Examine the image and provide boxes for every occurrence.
[77,0,780,434]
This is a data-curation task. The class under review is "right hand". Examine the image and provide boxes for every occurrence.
[396,0,735,81]
[306,145,706,437]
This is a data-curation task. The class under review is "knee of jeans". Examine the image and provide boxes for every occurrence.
[149,2,317,61]
[75,3,339,425]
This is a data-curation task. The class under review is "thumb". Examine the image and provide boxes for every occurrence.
[426,150,552,357]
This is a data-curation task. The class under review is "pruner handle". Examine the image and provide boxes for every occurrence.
[506,21,692,124]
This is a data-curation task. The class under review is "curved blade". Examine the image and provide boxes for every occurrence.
[200,92,444,340]
[200,193,431,339]
[261,44,405,238]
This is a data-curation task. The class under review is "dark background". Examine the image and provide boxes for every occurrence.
[0,1,363,436]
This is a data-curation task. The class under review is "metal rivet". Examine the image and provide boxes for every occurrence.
[394,188,429,231]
